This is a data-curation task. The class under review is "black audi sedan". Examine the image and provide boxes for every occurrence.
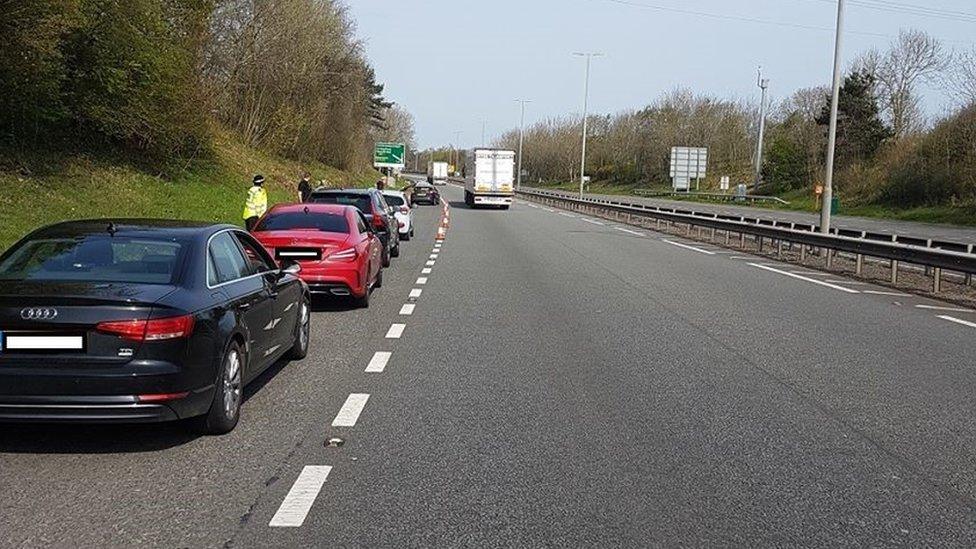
[0,220,311,434]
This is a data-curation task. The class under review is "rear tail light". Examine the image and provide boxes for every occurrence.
[328,247,358,261]
[371,213,386,230]
[97,315,195,342]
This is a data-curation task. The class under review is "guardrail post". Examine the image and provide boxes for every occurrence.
[800,244,806,263]
[710,228,716,242]
[924,239,932,276]
[740,232,745,248]
[777,239,783,258]
[856,231,865,275]
[933,268,942,293]
[826,248,833,269]
[891,259,899,284]
[758,236,764,252]
[967,244,974,286]
[724,230,730,245]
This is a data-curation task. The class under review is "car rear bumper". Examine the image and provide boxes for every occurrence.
[0,389,214,424]
[302,270,365,297]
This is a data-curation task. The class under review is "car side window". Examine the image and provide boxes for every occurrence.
[209,232,249,285]
[233,231,276,275]
[356,213,369,235]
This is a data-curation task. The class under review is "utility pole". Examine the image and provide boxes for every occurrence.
[515,99,532,190]
[821,0,845,234]
[754,67,769,191]
[573,52,602,198]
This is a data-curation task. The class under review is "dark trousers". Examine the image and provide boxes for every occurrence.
[245,216,259,231]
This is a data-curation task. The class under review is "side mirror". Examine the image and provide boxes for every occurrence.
[280,262,301,278]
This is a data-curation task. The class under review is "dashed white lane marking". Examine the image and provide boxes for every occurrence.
[939,315,976,329]
[417,277,428,285]
[425,260,436,266]
[386,323,405,338]
[365,352,392,373]
[429,254,438,259]
[916,304,975,313]
[399,303,415,315]
[863,290,911,297]
[332,393,370,427]
[442,217,449,224]
[269,466,333,527]
[421,268,432,274]
[581,218,605,226]
[662,239,716,255]
[749,263,860,294]
[409,288,423,298]
[615,227,644,236]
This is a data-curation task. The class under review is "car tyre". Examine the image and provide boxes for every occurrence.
[374,266,384,289]
[354,287,370,308]
[381,246,391,268]
[391,240,400,258]
[287,297,310,360]
[401,230,410,242]
[193,341,244,435]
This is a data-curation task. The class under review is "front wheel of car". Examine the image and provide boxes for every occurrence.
[382,246,391,268]
[287,297,310,360]
[193,341,244,435]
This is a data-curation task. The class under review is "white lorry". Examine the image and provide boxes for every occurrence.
[463,148,515,209]
[427,161,449,185]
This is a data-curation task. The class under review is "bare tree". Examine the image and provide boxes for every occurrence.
[860,29,948,137]
[946,46,976,107]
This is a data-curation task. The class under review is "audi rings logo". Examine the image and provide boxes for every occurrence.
[21,307,58,320]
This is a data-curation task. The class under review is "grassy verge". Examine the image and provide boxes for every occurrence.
[535,181,976,227]
[0,132,380,250]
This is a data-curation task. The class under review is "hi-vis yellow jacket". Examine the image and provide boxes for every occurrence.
[242,186,268,219]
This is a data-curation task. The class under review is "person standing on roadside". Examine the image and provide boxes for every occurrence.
[243,174,268,231]
[298,172,313,203]
[375,177,386,191]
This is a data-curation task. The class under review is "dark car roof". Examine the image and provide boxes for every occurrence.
[311,188,377,196]
[23,219,237,241]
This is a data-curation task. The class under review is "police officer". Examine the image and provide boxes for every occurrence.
[298,172,313,203]
[243,174,268,231]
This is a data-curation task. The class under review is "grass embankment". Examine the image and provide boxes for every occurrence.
[0,133,380,250]
[539,181,976,227]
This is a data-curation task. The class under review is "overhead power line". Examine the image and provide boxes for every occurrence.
[807,0,976,24]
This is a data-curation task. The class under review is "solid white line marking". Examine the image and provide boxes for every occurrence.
[558,212,574,217]
[790,271,834,277]
[421,268,432,274]
[332,393,370,427]
[916,304,975,313]
[417,277,428,285]
[426,260,435,266]
[269,466,332,527]
[748,263,860,294]
[615,227,644,237]
[399,303,415,315]
[662,239,716,255]
[728,255,755,260]
[581,218,605,226]
[939,315,976,329]
[409,288,423,298]
[543,208,555,212]
[365,352,392,373]
[863,290,911,297]
[386,323,405,338]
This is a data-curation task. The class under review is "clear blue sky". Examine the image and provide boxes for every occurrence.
[348,0,976,149]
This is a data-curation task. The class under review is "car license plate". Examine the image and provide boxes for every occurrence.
[2,334,85,352]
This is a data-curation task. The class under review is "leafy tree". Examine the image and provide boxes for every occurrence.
[816,70,892,166]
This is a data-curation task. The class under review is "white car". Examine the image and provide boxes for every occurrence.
[382,190,414,241]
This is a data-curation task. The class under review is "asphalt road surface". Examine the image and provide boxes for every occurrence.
[537,187,976,244]
[3,182,976,547]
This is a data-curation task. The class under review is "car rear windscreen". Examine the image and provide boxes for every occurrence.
[255,212,350,233]
[0,237,186,284]
[312,193,371,213]
[384,195,406,207]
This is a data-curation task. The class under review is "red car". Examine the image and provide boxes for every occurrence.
[252,204,383,307]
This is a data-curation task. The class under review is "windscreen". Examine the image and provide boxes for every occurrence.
[255,212,350,233]
[384,195,406,207]
[312,193,371,213]
[0,236,186,284]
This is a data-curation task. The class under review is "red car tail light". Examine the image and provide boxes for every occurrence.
[327,247,358,262]
[97,315,196,342]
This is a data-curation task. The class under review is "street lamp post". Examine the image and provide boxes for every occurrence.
[574,52,602,198]
[821,0,845,234]
[754,67,769,190]
[515,99,532,190]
